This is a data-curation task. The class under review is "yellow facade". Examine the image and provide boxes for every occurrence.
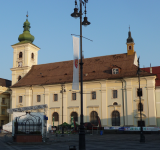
[127,42,135,55]
[10,43,40,85]
[0,86,11,128]
[11,76,157,127]
[9,27,157,128]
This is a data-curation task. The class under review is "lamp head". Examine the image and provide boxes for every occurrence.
[82,17,91,27]
[71,8,80,19]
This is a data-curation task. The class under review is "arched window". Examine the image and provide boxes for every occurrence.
[71,112,78,122]
[90,111,98,126]
[138,103,143,111]
[18,76,21,81]
[19,52,22,58]
[52,112,59,121]
[31,53,34,59]
[113,102,118,105]
[112,111,120,126]
[129,45,132,50]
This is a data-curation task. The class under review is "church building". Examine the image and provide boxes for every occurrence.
[10,18,157,127]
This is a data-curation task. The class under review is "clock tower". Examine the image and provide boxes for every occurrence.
[126,27,135,55]
[11,17,40,85]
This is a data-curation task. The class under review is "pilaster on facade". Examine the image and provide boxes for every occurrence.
[100,81,107,126]
[11,89,16,109]
[124,79,134,126]
[83,84,87,123]
[63,87,67,124]
[146,77,157,126]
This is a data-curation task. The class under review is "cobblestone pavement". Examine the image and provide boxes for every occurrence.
[0,133,160,150]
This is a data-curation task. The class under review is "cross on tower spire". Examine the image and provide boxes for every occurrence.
[26,11,28,19]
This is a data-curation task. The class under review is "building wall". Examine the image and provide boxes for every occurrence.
[0,86,10,128]
[11,76,157,127]
[155,87,160,126]
[11,43,40,85]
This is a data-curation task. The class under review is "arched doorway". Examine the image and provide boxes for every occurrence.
[112,111,120,126]
[71,112,78,122]
[90,111,98,126]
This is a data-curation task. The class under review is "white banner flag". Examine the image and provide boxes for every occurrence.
[72,36,79,90]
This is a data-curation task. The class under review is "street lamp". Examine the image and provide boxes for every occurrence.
[60,84,66,136]
[71,0,91,150]
[137,57,145,142]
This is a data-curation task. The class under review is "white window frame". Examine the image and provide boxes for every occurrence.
[19,96,23,103]
[72,93,76,100]
[112,90,118,99]
[112,68,119,74]
[54,94,58,101]
[37,95,41,102]
[91,91,96,100]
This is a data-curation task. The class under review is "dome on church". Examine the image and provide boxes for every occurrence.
[18,19,34,43]
[127,30,134,43]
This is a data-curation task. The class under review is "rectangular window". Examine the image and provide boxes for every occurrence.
[54,94,58,101]
[19,96,22,103]
[112,68,119,74]
[137,88,142,97]
[113,90,118,98]
[72,93,76,100]
[2,109,5,115]
[2,98,5,104]
[37,95,41,102]
[1,120,4,126]
[138,121,145,127]
[92,91,96,99]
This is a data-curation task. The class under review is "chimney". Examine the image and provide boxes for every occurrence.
[150,63,152,73]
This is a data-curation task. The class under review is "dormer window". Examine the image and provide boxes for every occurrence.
[129,45,132,50]
[112,68,119,74]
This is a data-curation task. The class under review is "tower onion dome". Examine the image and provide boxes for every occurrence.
[127,30,134,43]
[18,19,34,43]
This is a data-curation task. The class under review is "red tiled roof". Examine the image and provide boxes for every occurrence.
[141,66,160,87]
[0,78,11,87]
[11,53,154,88]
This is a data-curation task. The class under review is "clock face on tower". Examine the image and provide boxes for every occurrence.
[18,62,22,67]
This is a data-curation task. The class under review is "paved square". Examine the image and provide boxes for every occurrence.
[0,133,160,150]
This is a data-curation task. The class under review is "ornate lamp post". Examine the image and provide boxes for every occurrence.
[137,57,145,142]
[71,0,91,149]
[60,84,66,135]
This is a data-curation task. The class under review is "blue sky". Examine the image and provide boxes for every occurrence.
[0,0,160,80]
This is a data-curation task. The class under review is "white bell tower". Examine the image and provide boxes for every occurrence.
[11,17,40,85]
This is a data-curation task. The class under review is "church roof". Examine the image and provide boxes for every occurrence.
[0,78,11,87]
[11,52,154,88]
[141,66,160,87]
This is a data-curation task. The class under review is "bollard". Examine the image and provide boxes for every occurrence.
[69,145,76,150]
